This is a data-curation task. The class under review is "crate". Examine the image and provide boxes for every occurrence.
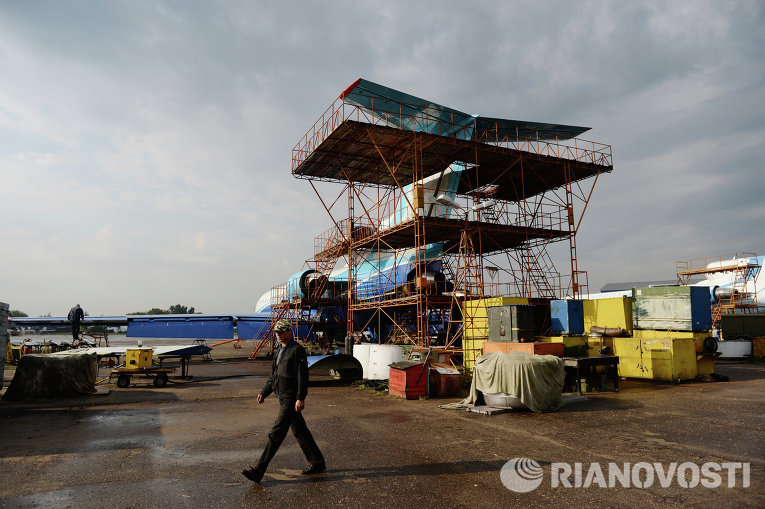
[583,296,633,333]
[428,364,461,396]
[487,305,536,342]
[539,336,588,357]
[551,300,584,335]
[388,361,428,399]
[126,348,154,368]
[612,337,697,380]
[462,297,528,339]
[632,286,711,331]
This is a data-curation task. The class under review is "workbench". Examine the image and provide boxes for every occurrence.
[563,356,620,395]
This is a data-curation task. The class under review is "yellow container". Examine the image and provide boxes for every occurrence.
[612,337,696,380]
[462,296,528,339]
[633,329,715,376]
[641,338,696,380]
[583,297,633,333]
[126,348,154,368]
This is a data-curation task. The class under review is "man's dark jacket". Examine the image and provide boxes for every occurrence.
[68,306,84,324]
[260,340,309,402]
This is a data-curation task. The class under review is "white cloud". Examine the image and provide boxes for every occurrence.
[1,0,763,314]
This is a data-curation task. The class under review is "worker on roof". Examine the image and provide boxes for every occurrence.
[67,304,84,342]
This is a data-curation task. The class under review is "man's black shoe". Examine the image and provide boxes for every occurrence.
[242,466,263,483]
[302,461,326,475]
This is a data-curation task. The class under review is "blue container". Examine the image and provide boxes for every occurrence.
[551,299,584,335]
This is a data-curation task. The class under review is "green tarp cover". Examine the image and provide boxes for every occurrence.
[2,353,98,401]
[442,351,565,413]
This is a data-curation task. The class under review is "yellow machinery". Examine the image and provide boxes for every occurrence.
[583,296,632,332]
[462,297,528,370]
[126,348,154,368]
[632,329,717,376]
[462,297,529,339]
[613,336,697,381]
[111,348,175,388]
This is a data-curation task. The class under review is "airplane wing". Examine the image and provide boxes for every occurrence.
[50,344,212,358]
[9,314,240,340]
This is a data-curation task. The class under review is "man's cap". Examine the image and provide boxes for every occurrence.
[273,320,291,333]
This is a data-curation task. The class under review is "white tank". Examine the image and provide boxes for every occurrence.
[367,344,406,380]
[352,343,372,379]
[717,339,753,358]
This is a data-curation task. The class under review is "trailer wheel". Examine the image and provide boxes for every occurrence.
[116,375,130,388]
[153,374,168,388]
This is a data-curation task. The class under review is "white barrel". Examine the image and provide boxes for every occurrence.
[368,344,406,380]
[352,343,372,379]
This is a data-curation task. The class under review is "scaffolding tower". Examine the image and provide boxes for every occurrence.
[286,79,612,356]
[676,252,760,327]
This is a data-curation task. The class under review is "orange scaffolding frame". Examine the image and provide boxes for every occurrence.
[677,252,760,327]
[280,82,612,359]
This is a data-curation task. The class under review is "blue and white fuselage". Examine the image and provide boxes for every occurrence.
[255,163,465,312]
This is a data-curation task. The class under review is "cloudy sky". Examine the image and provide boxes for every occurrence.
[2,1,763,317]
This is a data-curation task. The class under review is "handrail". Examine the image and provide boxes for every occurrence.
[292,94,613,173]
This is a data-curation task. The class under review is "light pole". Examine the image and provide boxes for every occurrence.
[486,266,499,297]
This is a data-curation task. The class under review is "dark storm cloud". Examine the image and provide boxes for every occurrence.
[1,0,763,313]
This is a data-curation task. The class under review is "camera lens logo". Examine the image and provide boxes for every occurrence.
[501,458,544,493]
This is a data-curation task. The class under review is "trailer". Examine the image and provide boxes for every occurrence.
[110,366,176,388]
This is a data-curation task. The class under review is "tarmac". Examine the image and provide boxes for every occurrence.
[0,346,763,508]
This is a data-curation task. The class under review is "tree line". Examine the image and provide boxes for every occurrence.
[128,304,200,315]
[9,304,201,317]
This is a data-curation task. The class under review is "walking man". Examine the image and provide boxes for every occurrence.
[243,320,325,483]
[67,304,84,342]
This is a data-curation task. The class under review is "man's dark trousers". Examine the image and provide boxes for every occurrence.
[256,399,324,471]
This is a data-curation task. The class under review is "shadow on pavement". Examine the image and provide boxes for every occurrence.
[262,459,509,486]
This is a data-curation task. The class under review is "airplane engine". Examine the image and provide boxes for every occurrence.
[711,285,737,303]
[298,270,328,299]
[405,268,449,296]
